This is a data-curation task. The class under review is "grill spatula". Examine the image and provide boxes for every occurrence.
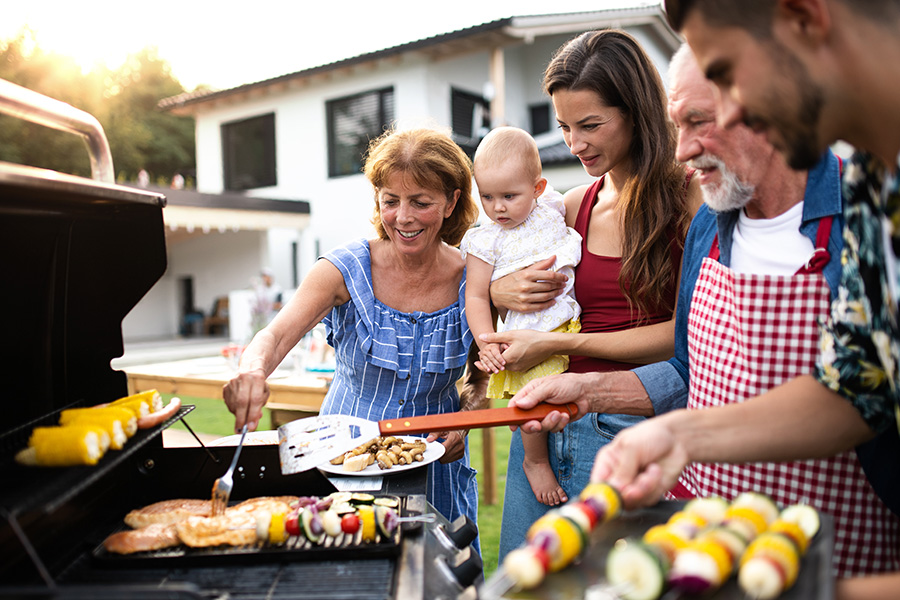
[277,403,577,475]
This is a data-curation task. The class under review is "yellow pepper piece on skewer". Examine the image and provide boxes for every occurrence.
[358,505,377,542]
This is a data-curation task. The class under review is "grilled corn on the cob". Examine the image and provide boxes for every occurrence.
[111,389,162,416]
[16,425,108,466]
[60,406,136,445]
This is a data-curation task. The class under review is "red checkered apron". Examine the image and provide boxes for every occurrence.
[675,216,900,577]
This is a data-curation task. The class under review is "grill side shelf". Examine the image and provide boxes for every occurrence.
[3,405,195,517]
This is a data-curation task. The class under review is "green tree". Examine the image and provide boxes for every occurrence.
[0,29,94,175]
[0,29,195,184]
[103,46,195,184]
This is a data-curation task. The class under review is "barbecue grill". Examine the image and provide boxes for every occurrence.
[0,79,482,600]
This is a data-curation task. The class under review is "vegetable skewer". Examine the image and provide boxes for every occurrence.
[490,482,624,594]
[665,492,777,594]
[605,498,726,600]
[607,494,820,600]
[739,504,820,600]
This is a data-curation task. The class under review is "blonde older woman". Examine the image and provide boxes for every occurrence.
[224,128,486,547]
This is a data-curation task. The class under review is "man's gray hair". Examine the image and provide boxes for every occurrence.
[667,43,697,89]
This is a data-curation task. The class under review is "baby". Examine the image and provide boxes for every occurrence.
[460,126,581,505]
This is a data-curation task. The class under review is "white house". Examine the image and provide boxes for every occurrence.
[136,6,680,344]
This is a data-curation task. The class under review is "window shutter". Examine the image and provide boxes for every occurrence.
[222,113,277,191]
[451,88,490,157]
[327,88,394,178]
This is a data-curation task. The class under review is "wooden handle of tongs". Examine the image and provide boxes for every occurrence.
[377,403,579,435]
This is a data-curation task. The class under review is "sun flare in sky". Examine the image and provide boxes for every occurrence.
[2,0,654,91]
[1,6,204,83]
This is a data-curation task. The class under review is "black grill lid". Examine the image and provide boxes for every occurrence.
[0,163,167,435]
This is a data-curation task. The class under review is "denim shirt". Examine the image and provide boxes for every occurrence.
[634,150,844,414]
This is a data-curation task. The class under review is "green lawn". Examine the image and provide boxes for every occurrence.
[164,394,512,576]
[166,395,273,436]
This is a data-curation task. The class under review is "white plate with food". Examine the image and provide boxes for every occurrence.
[317,435,445,477]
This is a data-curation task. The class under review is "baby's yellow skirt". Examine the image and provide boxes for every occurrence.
[486,318,581,400]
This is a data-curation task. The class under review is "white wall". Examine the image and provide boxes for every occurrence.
[169,230,263,312]
[121,229,269,341]
[120,273,177,342]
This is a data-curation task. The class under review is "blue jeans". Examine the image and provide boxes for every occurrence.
[498,412,644,561]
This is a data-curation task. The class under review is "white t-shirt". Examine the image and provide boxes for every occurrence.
[730,202,815,275]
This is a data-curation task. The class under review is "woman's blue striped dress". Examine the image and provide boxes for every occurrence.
[320,239,480,554]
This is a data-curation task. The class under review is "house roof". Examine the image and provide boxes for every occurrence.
[146,185,310,214]
[130,184,311,242]
[540,140,580,166]
[159,6,679,116]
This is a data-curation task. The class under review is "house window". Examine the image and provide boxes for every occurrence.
[327,87,395,178]
[530,103,552,136]
[222,113,276,191]
[451,87,490,156]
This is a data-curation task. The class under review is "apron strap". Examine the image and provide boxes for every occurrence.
[708,234,721,261]
[797,215,834,275]
[797,155,841,274]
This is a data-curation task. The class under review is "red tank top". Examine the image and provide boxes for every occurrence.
[569,176,683,374]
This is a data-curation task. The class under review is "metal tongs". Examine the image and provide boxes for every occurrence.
[211,403,251,516]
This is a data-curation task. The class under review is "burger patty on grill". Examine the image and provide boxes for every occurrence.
[124,499,212,528]
[103,523,180,554]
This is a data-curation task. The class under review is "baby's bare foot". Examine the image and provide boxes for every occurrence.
[523,458,568,506]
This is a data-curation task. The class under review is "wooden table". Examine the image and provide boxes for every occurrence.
[122,356,498,504]
[122,356,330,426]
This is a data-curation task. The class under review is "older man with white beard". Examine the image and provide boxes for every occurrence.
[645,41,847,418]
[655,49,893,574]
[649,45,898,578]
[510,45,900,576]
[578,38,841,431]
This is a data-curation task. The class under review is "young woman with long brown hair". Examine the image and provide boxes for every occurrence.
[487,29,702,558]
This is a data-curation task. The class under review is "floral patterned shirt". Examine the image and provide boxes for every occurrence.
[815,151,900,433]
